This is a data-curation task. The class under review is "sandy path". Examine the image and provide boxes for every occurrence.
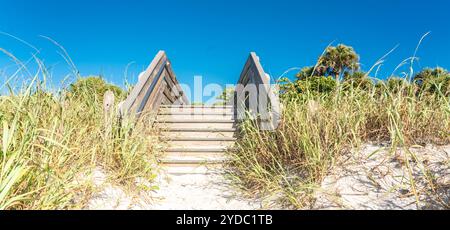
[87,168,270,210]
[142,170,267,210]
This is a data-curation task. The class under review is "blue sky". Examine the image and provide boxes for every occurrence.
[1,0,449,97]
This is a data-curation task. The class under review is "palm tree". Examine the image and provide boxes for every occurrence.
[317,44,360,82]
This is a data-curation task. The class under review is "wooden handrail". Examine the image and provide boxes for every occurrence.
[235,52,280,130]
[119,51,189,118]
[118,51,279,129]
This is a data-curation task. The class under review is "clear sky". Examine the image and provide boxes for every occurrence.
[1,0,449,95]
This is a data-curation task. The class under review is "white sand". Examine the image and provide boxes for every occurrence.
[86,144,449,210]
[141,171,270,210]
[314,144,449,210]
[86,168,272,210]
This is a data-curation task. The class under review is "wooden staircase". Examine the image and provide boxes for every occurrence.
[156,105,236,174]
[118,51,277,174]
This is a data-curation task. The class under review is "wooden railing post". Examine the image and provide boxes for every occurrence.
[103,90,115,137]
[235,52,280,130]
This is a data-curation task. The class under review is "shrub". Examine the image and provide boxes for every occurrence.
[68,76,126,101]
[342,72,374,91]
[414,67,450,97]
[298,76,337,94]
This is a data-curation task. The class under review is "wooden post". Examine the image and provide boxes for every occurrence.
[103,90,115,137]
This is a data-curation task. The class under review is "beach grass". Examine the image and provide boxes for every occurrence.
[0,60,160,210]
[228,81,449,208]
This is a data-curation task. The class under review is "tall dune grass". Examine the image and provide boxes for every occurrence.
[0,67,159,210]
[228,82,449,208]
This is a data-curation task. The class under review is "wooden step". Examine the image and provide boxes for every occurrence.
[157,119,235,123]
[157,122,236,129]
[157,114,235,120]
[159,156,227,165]
[162,131,235,139]
[166,146,230,152]
[159,107,234,114]
[161,128,236,132]
[158,110,236,115]
[162,165,223,175]
[157,119,236,129]
[167,140,235,148]
[160,105,234,108]
[161,127,236,138]
[162,137,236,141]
[163,151,225,158]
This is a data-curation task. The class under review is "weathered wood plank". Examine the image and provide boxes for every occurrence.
[120,51,165,115]
[164,60,189,103]
[235,52,277,130]
[119,51,189,119]
[134,61,167,114]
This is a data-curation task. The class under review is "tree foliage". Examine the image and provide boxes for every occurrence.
[280,44,449,99]
[280,44,366,96]
[342,71,374,91]
[413,67,450,96]
[68,76,126,101]
[316,44,360,81]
